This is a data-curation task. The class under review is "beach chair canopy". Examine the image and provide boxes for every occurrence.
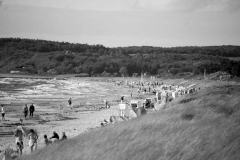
[130,100,138,108]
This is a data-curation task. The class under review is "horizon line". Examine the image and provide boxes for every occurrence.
[1,37,239,48]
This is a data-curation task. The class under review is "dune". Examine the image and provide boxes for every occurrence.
[16,82,240,160]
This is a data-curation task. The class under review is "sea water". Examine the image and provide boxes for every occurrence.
[0,78,93,104]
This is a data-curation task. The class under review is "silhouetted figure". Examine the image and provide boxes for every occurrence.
[121,96,124,103]
[23,104,28,120]
[29,103,35,117]
[50,131,59,143]
[68,98,72,109]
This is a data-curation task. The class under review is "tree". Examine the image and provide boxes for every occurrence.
[158,69,166,74]
[231,65,239,76]
[119,66,128,77]
[169,68,180,75]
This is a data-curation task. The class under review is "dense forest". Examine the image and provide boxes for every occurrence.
[0,38,240,77]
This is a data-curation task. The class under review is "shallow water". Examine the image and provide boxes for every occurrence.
[0,78,107,104]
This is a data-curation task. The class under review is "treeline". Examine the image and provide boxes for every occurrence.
[1,38,240,57]
[0,38,240,77]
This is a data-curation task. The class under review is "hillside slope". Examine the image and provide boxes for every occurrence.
[1,38,240,77]
[21,85,240,160]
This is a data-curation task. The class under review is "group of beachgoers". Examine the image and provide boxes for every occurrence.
[14,126,38,155]
[43,131,67,146]
[23,103,35,120]
[100,79,200,126]
[0,101,69,159]
[1,103,35,123]
[113,79,200,102]
[1,126,67,159]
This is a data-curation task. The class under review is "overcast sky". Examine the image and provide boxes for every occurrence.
[0,0,240,47]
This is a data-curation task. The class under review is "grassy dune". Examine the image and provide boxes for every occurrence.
[20,85,240,160]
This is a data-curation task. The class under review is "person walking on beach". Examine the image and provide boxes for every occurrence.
[14,126,25,156]
[28,129,38,153]
[29,103,35,117]
[23,104,28,120]
[1,104,5,121]
[68,98,72,109]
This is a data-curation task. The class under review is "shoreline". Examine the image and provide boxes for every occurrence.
[0,76,136,154]
[0,76,238,155]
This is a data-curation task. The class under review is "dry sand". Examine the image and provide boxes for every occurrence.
[0,76,237,155]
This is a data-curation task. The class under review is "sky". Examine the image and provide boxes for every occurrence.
[0,0,240,47]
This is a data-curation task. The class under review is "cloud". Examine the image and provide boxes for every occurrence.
[2,0,240,12]
[171,0,240,12]
[121,0,240,12]
[132,0,231,12]
[226,0,240,12]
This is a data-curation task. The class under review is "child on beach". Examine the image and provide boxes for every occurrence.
[1,104,5,121]
[43,135,51,146]
[28,129,38,153]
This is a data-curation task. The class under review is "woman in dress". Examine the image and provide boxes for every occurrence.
[28,129,38,153]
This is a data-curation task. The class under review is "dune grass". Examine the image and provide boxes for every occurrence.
[20,85,240,160]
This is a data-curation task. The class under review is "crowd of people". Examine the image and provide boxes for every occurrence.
[100,79,200,126]
[0,126,68,159]
[0,101,68,159]
[43,131,67,146]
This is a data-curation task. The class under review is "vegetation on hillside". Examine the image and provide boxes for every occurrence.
[0,38,240,76]
[20,85,240,160]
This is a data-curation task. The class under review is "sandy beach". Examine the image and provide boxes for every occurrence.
[0,76,143,154]
[0,76,237,155]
